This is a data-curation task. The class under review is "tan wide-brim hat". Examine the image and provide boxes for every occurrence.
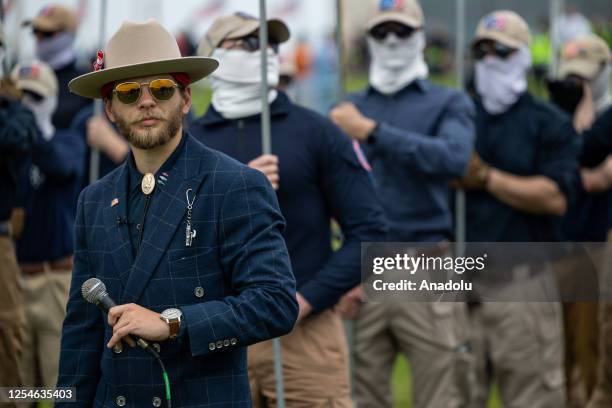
[11,60,58,98]
[473,10,531,49]
[22,4,78,33]
[69,19,218,99]
[197,12,290,57]
[559,34,611,80]
[365,0,424,31]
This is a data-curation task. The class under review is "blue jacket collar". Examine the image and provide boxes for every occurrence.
[197,91,292,126]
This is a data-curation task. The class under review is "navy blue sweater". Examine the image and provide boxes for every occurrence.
[0,96,38,221]
[466,93,580,242]
[190,92,387,312]
[16,129,85,262]
[347,80,475,242]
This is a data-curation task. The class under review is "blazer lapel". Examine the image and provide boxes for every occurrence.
[121,136,208,304]
[102,164,134,287]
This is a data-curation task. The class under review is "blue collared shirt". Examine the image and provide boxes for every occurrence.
[348,79,476,242]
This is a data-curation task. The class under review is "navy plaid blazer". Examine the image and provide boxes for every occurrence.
[56,134,298,407]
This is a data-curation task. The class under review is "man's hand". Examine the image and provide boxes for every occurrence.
[581,156,612,193]
[337,285,364,320]
[452,152,491,190]
[296,292,312,323]
[107,303,169,349]
[248,154,279,190]
[330,102,377,142]
[87,116,129,164]
[574,83,595,133]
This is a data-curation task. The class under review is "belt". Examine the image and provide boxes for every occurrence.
[0,220,10,237]
[20,255,73,276]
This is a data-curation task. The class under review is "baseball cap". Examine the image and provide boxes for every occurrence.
[473,10,531,49]
[559,34,611,80]
[197,12,290,57]
[366,0,424,31]
[22,4,78,34]
[11,61,58,98]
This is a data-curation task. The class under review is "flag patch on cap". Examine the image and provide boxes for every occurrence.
[235,11,257,21]
[379,0,405,11]
[40,5,55,17]
[563,42,587,59]
[484,14,507,31]
[19,65,40,79]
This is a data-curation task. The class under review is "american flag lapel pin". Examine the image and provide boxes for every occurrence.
[111,198,119,207]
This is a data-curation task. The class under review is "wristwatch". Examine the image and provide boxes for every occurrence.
[160,308,182,339]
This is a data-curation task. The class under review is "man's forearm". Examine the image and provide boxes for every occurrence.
[486,168,567,215]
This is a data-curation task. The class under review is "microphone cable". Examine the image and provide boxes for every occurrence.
[144,346,172,408]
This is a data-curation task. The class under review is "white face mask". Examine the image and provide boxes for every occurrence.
[590,63,611,114]
[210,48,279,119]
[22,94,57,140]
[35,32,76,70]
[367,31,428,95]
[475,46,532,115]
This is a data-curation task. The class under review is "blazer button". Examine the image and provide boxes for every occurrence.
[152,343,161,353]
[115,395,126,406]
[209,342,216,351]
[194,287,204,298]
[216,340,223,349]
[230,338,237,345]
[152,396,162,407]
[223,339,230,347]
[113,343,123,354]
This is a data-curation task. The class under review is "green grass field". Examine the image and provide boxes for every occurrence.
[392,354,502,408]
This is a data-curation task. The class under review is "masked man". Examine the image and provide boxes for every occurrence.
[553,34,612,408]
[191,12,387,407]
[457,11,579,407]
[330,1,476,407]
[11,61,85,400]
[0,25,40,403]
[56,20,298,407]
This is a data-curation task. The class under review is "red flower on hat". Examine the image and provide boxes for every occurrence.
[93,50,104,71]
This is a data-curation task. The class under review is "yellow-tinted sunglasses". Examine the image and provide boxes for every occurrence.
[113,78,180,104]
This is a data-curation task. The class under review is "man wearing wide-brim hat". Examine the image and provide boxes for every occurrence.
[56,19,298,408]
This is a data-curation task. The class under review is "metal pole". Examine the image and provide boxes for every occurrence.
[89,0,107,184]
[549,0,564,77]
[258,1,284,406]
[335,0,345,102]
[259,0,272,156]
[454,0,466,252]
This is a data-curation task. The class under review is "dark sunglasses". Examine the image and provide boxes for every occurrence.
[33,29,57,39]
[473,41,516,60]
[369,23,416,41]
[113,79,181,105]
[23,90,45,102]
[232,35,280,53]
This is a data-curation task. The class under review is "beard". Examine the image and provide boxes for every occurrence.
[113,101,184,150]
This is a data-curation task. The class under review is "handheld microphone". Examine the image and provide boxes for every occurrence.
[81,278,173,407]
[81,277,151,351]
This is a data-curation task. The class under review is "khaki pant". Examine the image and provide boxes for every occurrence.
[563,302,599,407]
[587,303,612,408]
[469,302,566,408]
[19,267,71,388]
[353,302,472,408]
[248,309,353,407]
[0,236,24,408]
